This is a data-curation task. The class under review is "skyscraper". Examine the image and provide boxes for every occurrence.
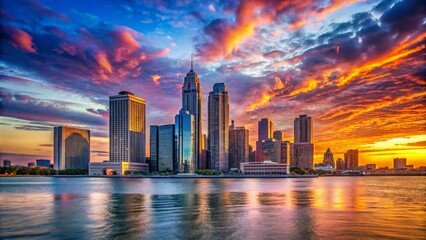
[292,115,314,169]
[109,91,146,163]
[344,149,359,169]
[54,126,90,170]
[323,148,335,168]
[229,120,249,170]
[150,124,175,172]
[182,58,202,170]
[394,158,407,169]
[256,118,274,162]
[273,130,284,141]
[336,158,345,171]
[175,109,195,173]
[208,83,229,171]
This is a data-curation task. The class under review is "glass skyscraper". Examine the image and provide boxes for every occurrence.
[175,108,195,173]
[150,124,175,172]
[53,126,90,170]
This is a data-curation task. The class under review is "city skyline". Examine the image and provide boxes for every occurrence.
[0,0,425,167]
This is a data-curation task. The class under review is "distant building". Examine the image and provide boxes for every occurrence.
[344,149,359,169]
[323,148,335,168]
[28,162,36,168]
[229,120,249,169]
[200,149,209,170]
[248,145,255,162]
[336,158,345,171]
[294,114,312,143]
[109,91,146,163]
[261,139,291,165]
[150,124,175,172]
[175,108,195,173]
[36,159,51,167]
[314,163,334,172]
[292,115,314,169]
[365,164,376,171]
[273,130,284,141]
[54,126,90,170]
[394,158,407,169]
[3,159,11,167]
[240,161,289,175]
[89,162,149,176]
[208,83,229,172]
[256,118,274,162]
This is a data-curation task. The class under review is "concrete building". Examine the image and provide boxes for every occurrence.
[208,83,229,172]
[336,158,345,171]
[150,124,175,172]
[292,115,314,169]
[256,118,274,162]
[314,163,334,172]
[365,164,376,171]
[229,120,249,170]
[175,108,195,173]
[394,158,407,170]
[240,161,289,175]
[273,130,284,141]
[261,139,291,164]
[109,91,146,163]
[344,149,359,169]
[3,159,11,167]
[89,162,149,176]
[28,162,36,168]
[36,159,51,167]
[294,114,312,143]
[323,148,335,168]
[182,58,202,170]
[54,126,90,170]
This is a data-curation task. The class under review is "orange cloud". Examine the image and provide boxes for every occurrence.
[95,52,113,75]
[151,74,161,86]
[2,25,37,53]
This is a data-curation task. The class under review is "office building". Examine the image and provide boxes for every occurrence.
[54,126,90,170]
[273,130,284,141]
[344,149,359,169]
[229,120,249,170]
[150,124,175,172]
[262,139,291,164]
[240,161,289,175]
[323,148,335,168]
[36,159,51,167]
[89,162,149,176]
[27,162,36,168]
[175,108,195,173]
[336,158,345,171]
[182,58,202,170]
[256,118,274,162]
[3,159,11,167]
[292,115,314,169]
[109,91,146,163]
[208,83,229,171]
[394,158,407,170]
[294,114,312,143]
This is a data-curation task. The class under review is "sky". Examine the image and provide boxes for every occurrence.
[0,0,425,167]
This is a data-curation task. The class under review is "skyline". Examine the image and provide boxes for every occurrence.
[0,0,425,167]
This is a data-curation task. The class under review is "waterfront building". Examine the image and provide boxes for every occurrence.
[292,143,314,169]
[175,108,195,173]
[336,158,345,171]
[27,162,35,168]
[3,159,11,167]
[261,139,291,164]
[365,164,376,171]
[54,126,90,170]
[394,158,407,170]
[208,83,229,171]
[344,149,359,169]
[256,118,274,162]
[240,161,289,175]
[229,120,249,170]
[294,114,312,143]
[89,161,149,175]
[182,58,202,170]
[314,163,335,172]
[292,115,314,169]
[36,159,50,167]
[150,124,175,172]
[273,130,284,141]
[323,148,335,168]
[109,91,146,163]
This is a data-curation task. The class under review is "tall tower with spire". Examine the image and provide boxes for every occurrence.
[182,55,202,170]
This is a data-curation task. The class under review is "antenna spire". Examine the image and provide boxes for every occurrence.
[191,54,193,70]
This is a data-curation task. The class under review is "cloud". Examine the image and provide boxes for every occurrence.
[0,24,37,53]
[151,74,161,86]
[208,4,216,12]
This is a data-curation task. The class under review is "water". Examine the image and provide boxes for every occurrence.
[0,176,425,240]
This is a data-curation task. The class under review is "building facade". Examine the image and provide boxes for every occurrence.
[89,162,149,175]
[273,130,284,141]
[256,118,274,162]
[240,161,289,175]
[336,158,345,171]
[323,148,335,168]
[182,60,202,170]
[262,139,291,164]
[54,126,90,170]
[175,109,195,173]
[36,159,51,167]
[208,83,229,171]
[229,120,249,170]
[109,91,146,163]
[344,149,359,169]
[394,158,407,169]
[3,160,11,167]
[294,115,312,143]
[150,124,175,172]
[292,115,314,169]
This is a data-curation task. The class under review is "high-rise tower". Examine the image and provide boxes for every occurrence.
[256,118,274,162]
[175,108,195,173]
[292,114,314,169]
[208,83,229,171]
[109,91,146,163]
[182,57,202,170]
[54,126,90,170]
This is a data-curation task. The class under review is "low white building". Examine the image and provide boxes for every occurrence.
[240,161,289,175]
[89,162,149,176]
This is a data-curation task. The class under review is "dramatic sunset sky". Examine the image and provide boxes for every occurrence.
[0,0,425,167]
